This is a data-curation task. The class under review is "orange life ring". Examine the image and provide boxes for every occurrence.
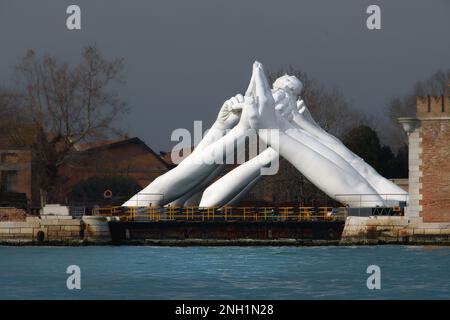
[103,189,113,199]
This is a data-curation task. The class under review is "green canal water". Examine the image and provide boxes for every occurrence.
[0,245,449,299]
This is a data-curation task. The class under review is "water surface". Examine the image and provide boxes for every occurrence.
[1,246,449,299]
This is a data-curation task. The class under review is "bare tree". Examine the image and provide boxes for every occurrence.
[388,69,450,147]
[390,69,450,118]
[0,90,29,147]
[7,46,128,202]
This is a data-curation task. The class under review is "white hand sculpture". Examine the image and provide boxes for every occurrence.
[126,61,405,209]
[124,90,253,207]
[270,72,407,204]
[200,148,278,207]
[285,93,408,204]
[247,61,385,207]
[215,94,245,130]
[199,65,379,208]
[167,165,224,207]
[190,94,244,156]
[273,90,295,123]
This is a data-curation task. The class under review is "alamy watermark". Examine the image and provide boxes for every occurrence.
[366,5,381,30]
[66,265,81,290]
[66,5,81,30]
[366,265,381,290]
[65,4,382,32]
[170,122,280,176]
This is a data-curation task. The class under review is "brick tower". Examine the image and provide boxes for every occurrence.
[399,84,450,222]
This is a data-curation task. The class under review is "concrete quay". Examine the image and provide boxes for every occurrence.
[341,216,450,245]
[0,215,112,245]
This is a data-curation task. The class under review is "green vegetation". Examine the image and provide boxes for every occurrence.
[343,125,408,179]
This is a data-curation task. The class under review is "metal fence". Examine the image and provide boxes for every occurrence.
[92,206,349,222]
[334,193,408,207]
[69,206,86,218]
[334,194,407,217]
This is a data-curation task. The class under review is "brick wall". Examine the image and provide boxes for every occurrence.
[57,138,169,203]
[0,150,32,200]
[420,119,450,222]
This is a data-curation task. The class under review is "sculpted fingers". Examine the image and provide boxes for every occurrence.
[222,100,231,110]
[231,103,244,112]
[244,96,259,129]
[297,99,306,112]
[281,106,293,119]
[245,71,256,97]
[228,94,245,107]
[286,113,294,122]
[253,61,273,107]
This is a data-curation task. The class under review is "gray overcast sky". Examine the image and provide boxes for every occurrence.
[0,0,449,151]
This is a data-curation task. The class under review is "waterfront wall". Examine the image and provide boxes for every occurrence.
[3,214,450,245]
[341,216,450,244]
[83,216,112,241]
[0,216,112,244]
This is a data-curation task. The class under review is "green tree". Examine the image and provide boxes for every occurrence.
[394,145,408,178]
[343,125,383,171]
[343,125,407,178]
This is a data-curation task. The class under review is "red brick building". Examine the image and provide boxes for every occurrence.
[57,137,170,203]
[0,150,33,199]
[0,134,171,207]
[399,84,450,222]
[0,125,40,206]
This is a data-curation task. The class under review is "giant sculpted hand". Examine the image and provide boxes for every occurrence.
[214,94,245,130]
[246,61,385,207]
[192,94,245,155]
[246,61,278,130]
[123,93,248,207]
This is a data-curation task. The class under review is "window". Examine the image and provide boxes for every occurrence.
[0,170,18,192]
[0,153,19,164]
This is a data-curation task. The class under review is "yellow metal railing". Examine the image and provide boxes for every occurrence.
[92,206,348,222]
[94,206,124,217]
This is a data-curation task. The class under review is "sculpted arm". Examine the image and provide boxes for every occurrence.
[249,62,385,207]
[291,99,407,203]
[199,148,278,207]
[272,73,407,204]
[123,96,247,207]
